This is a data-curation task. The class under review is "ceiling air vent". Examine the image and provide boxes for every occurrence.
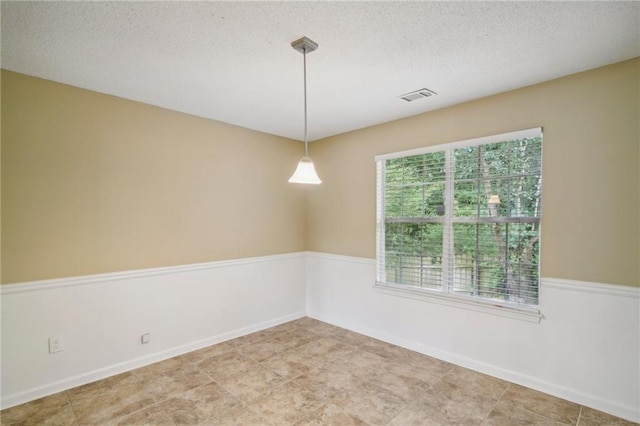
[400,88,437,102]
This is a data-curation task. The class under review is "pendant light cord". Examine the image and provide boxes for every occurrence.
[303,47,308,157]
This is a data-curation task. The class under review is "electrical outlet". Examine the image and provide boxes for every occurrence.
[141,333,150,344]
[48,336,64,354]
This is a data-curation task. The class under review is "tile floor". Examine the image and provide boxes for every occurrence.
[1,317,635,425]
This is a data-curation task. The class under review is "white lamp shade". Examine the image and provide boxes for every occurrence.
[288,156,321,184]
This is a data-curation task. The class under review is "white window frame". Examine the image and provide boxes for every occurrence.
[375,128,543,323]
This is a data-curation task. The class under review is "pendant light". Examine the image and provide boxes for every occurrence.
[288,36,322,184]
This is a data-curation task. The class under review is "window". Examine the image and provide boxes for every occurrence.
[375,128,543,315]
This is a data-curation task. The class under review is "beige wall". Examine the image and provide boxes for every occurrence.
[1,70,307,283]
[307,58,640,287]
[3,59,639,287]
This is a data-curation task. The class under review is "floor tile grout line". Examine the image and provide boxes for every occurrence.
[246,380,328,426]
[111,359,232,424]
[479,382,511,424]
[64,391,80,426]
[385,405,407,426]
[576,405,583,425]
[515,402,579,425]
[322,344,445,398]
[295,404,326,425]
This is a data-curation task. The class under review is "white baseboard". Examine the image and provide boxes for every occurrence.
[309,312,639,423]
[2,312,304,409]
[3,251,639,423]
[305,251,640,423]
[1,253,307,410]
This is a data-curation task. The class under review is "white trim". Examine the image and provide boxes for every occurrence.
[1,252,307,409]
[543,277,640,298]
[374,127,542,161]
[374,281,542,323]
[1,312,304,409]
[375,161,386,282]
[305,251,376,266]
[4,250,638,421]
[374,130,544,319]
[11,252,634,300]
[1,252,306,295]
[305,252,640,422]
[305,252,640,298]
[308,254,544,322]
[307,312,639,423]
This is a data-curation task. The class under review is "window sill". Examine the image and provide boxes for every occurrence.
[374,281,542,323]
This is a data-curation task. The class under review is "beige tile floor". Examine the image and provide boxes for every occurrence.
[1,317,636,425]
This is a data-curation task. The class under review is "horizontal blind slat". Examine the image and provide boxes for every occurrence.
[376,130,543,310]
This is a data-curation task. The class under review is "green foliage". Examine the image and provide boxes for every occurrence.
[382,137,542,305]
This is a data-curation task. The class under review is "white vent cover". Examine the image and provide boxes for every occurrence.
[400,88,437,102]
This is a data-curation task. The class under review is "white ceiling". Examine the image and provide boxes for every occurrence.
[2,1,639,142]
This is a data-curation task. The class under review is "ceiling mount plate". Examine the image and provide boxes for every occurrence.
[291,37,318,54]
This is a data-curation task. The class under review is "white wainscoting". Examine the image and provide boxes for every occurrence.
[3,250,639,421]
[1,253,307,409]
[305,252,640,423]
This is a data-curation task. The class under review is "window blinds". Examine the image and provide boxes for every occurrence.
[376,128,543,311]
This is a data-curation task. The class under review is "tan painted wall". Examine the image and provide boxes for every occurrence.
[1,70,307,283]
[307,58,640,287]
[3,59,639,286]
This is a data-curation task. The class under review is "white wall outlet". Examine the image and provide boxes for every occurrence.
[141,333,150,344]
[48,336,64,354]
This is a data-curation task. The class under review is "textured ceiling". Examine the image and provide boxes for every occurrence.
[2,1,639,141]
